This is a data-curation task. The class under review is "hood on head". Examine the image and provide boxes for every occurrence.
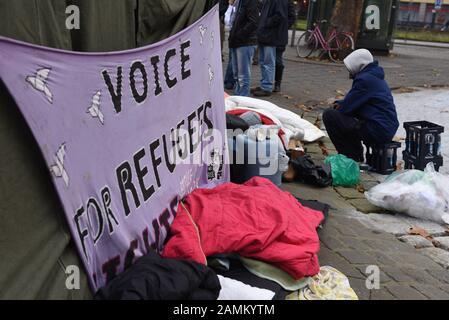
[343,49,374,76]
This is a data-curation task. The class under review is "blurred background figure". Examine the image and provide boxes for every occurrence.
[219,0,230,60]
[228,0,261,96]
[251,0,265,66]
[253,0,290,97]
[224,0,237,90]
[274,0,296,93]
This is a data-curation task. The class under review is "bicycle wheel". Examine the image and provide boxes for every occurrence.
[296,31,317,58]
[327,33,354,63]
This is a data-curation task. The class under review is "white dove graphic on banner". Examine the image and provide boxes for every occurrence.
[199,25,207,45]
[50,143,69,187]
[87,91,104,125]
[208,64,214,86]
[26,68,53,103]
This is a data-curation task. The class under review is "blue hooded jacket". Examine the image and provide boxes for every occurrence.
[338,61,399,145]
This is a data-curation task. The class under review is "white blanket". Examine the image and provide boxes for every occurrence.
[217,275,275,300]
[225,96,325,143]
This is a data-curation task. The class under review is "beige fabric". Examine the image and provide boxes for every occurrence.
[286,266,359,300]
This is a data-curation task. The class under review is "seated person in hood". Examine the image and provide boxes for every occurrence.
[322,49,399,163]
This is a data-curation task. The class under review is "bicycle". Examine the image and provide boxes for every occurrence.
[296,20,355,63]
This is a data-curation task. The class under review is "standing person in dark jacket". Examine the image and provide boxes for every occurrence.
[274,0,296,93]
[252,0,289,97]
[251,0,265,66]
[228,0,260,96]
[323,49,399,163]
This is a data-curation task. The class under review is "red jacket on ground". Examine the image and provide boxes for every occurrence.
[162,177,323,279]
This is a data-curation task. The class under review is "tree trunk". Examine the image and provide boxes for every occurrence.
[330,0,364,42]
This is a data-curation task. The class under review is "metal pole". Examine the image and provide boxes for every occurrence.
[431,9,437,29]
[290,8,298,47]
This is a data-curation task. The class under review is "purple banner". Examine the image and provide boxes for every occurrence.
[0,7,228,292]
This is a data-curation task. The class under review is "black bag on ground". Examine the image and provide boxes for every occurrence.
[226,113,249,131]
[289,155,332,188]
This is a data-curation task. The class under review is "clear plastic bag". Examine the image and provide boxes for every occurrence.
[365,163,449,224]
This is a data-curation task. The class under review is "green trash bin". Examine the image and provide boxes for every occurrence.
[357,0,399,52]
[306,0,335,36]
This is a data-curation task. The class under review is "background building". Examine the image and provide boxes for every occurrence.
[398,0,449,29]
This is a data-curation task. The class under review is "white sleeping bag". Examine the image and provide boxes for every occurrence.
[225,96,325,143]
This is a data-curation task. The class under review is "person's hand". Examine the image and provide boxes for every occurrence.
[229,0,235,5]
[332,102,340,110]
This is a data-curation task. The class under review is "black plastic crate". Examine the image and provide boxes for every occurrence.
[403,152,443,172]
[366,141,402,175]
[404,121,444,159]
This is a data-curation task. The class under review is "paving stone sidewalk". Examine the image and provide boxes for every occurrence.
[223,41,449,300]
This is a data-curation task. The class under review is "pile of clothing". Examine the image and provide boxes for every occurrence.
[95,177,358,300]
[226,109,289,186]
[94,96,359,300]
[225,96,331,187]
[162,177,323,278]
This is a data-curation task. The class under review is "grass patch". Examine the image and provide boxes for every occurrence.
[394,29,449,43]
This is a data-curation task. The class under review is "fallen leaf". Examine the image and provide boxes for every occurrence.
[295,104,313,112]
[395,87,417,94]
[409,226,430,238]
[318,140,329,157]
[283,95,293,100]
[335,89,345,96]
[356,185,365,193]
[314,116,321,129]
[409,226,441,247]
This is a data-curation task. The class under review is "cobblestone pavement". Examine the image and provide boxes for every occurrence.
[223,42,449,300]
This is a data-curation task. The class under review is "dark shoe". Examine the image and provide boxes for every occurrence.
[253,89,272,97]
[250,86,262,94]
[273,83,281,93]
[274,65,283,94]
[359,163,371,171]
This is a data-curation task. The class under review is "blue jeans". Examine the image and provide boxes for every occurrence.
[224,50,235,89]
[259,46,276,92]
[231,46,256,97]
